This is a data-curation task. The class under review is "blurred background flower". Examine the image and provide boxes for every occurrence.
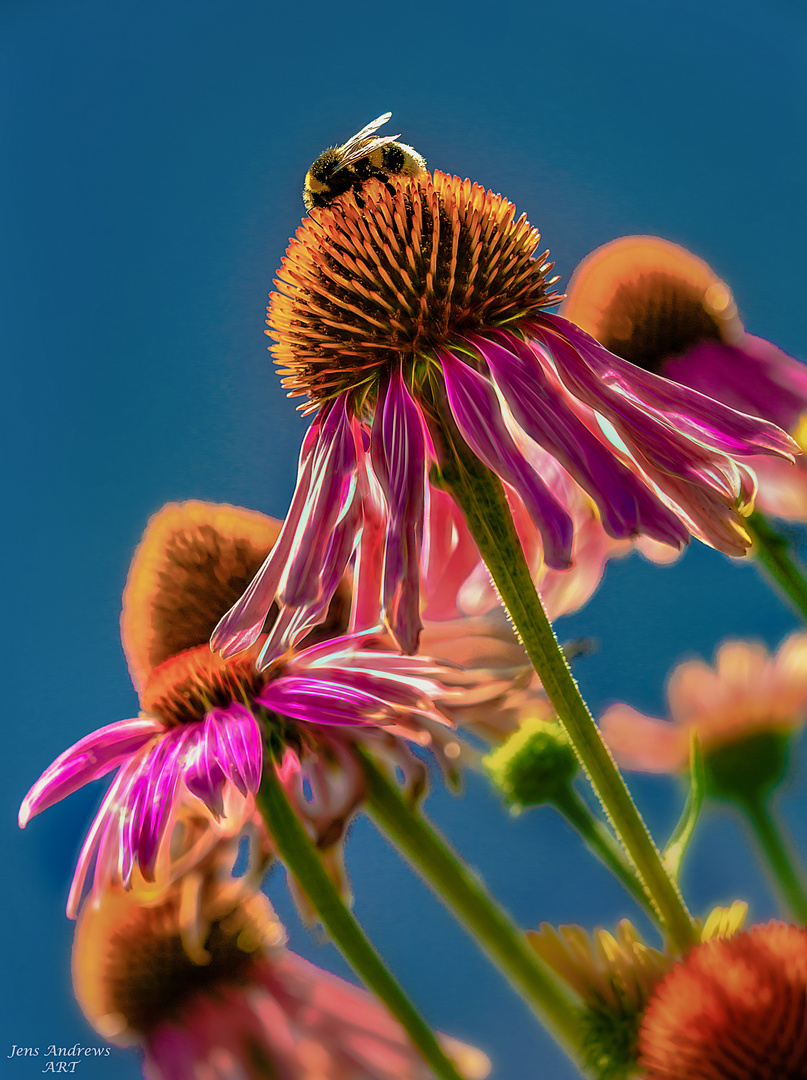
[4,2,807,1078]
[72,838,490,1079]
[638,921,807,1079]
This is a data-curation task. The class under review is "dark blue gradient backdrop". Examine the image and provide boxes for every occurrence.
[3,2,807,1077]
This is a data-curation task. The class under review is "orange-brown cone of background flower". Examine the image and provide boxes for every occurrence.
[638,922,807,1079]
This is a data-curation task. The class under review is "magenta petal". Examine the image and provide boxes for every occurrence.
[476,332,689,546]
[371,368,427,525]
[258,677,394,726]
[210,705,263,798]
[281,401,359,607]
[137,728,196,880]
[19,718,160,827]
[66,756,141,917]
[440,348,573,568]
[666,337,807,435]
[211,421,322,657]
[370,368,426,652]
[185,717,227,817]
[296,664,437,713]
[536,314,797,461]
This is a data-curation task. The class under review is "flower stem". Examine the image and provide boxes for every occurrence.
[552,786,657,920]
[256,763,467,1080]
[745,510,807,624]
[435,429,699,953]
[356,746,585,1064]
[740,794,807,923]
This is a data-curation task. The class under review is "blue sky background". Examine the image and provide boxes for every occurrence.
[3,1,807,1077]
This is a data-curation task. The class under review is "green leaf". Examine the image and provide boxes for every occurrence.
[662,733,705,883]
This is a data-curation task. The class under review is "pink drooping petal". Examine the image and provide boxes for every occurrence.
[440,348,573,568]
[476,331,689,547]
[258,677,403,727]
[184,716,228,819]
[421,485,483,620]
[350,482,388,633]
[210,704,263,797]
[66,755,143,917]
[599,704,688,773]
[534,314,797,462]
[370,366,427,653]
[627,443,756,556]
[18,718,160,827]
[666,336,807,435]
[283,665,445,716]
[281,401,360,607]
[211,420,321,657]
[136,727,195,882]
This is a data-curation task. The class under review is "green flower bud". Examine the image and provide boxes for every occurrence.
[484,717,578,808]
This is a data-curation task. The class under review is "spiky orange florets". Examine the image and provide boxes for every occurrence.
[638,922,807,1079]
[268,170,562,412]
[141,643,269,727]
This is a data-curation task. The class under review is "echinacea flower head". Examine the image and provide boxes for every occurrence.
[528,920,672,1080]
[19,501,472,914]
[562,235,807,520]
[212,119,795,664]
[600,633,807,800]
[638,921,807,1080]
[527,906,747,1080]
[73,846,490,1080]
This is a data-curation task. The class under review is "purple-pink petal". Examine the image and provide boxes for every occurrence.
[184,716,228,818]
[535,314,797,461]
[66,757,141,917]
[370,366,427,652]
[258,677,395,726]
[19,718,160,828]
[210,705,263,798]
[476,331,690,546]
[440,348,573,568]
[666,336,807,435]
[136,727,195,881]
[281,401,359,608]
[289,664,437,714]
[211,421,322,658]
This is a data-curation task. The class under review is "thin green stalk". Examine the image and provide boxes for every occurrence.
[740,795,807,923]
[356,746,585,1065]
[256,764,467,1080]
[435,428,698,953]
[553,787,657,920]
[746,510,807,624]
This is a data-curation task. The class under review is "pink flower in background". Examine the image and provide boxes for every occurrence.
[211,150,794,666]
[600,633,807,774]
[562,234,807,522]
[73,845,489,1080]
[19,502,482,914]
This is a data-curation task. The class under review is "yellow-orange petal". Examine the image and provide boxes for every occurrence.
[121,502,282,693]
[561,236,743,373]
[638,922,807,1079]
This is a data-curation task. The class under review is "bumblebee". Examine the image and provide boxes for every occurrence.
[303,112,427,212]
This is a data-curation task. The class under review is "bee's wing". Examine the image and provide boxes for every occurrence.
[345,112,393,146]
[333,134,402,174]
[331,112,399,174]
